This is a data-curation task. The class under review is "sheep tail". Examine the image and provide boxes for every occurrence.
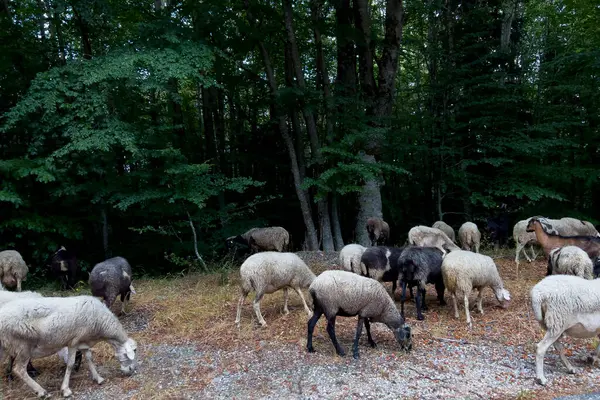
[531,291,545,323]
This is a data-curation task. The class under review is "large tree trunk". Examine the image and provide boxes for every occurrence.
[331,194,344,250]
[244,0,319,250]
[334,0,357,95]
[282,0,334,251]
[353,0,404,246]
[72,7,92,59]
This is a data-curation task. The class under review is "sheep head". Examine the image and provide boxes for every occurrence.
[115,338,138,375]
[526,218,540,232]
[494,288,511,308]
[392,324,412,352]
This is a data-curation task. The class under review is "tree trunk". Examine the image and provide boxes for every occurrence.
[334,0,357,95]
[331,194,344,250]
[501,0,518,53]
[284,42,306,181]
[243,0,319,250]
[101,206,110,259]
[353,0,404,246]
[201,86,217,162]
[311,0,334,141]
[73,7,92,59]
[282,0,334,251]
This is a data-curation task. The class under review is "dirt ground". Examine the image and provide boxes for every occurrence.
[2,251,600,400]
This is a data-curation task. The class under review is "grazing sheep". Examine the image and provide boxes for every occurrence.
[226,226,290,254]
[526,217,600,260]
[366,217,390,246]
[306,270,412,359]
[397,246,446,321]
[458,222,481,253]
[407,226,460,256]
[360,246,405,297]
[0,288,83,380]
[432,221,456,243]
[339,244,367,274]
[547,246,593,279]
[0,250,28,291]
[89,256,136,315]
[47,246,78,290]
[235,252,316,328]
[441,250,511,327]
[0,295,137,398]
[531,275,600,385]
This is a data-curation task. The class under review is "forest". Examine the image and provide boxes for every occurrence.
[1,0,599,280]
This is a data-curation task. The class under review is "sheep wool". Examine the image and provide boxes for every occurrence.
[235,252,316,327]
[89,256,136,315]
[227,226,290,253]
[547,246,593,279]
[442,250,510,326]
[432,221,456,243]
[339,244,367,274]
[0,295,137,398]
[458,222,481,253]
[306,270,412,359]
[0,250,29,291]
[530,275,600,385]
[407,226,459,256]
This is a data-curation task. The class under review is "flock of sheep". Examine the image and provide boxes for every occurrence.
[2,213,600,397]
[232,216,600,386]
[0,249,137,397]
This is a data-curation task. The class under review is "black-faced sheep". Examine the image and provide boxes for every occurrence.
[458,222,481,253]
[360,246,404,297]
[47,246,78,290]
[432,221,456,243]
[0,250,28,291]
[547,246,593,279]
[441,250,511,327]
[235,252,316,327]
[89,256,136,315]
[226,226,290,254]
[0,295,137,398]
[366,217,390,246]
[531,275,600,385]
[306,270,412,359]
[397,246,446,321]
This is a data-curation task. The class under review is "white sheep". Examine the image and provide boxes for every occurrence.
[441,250,511,327]
[235,252,316,328]
[432,221,456,243]
[407,226,460,256]
[339,244,366,274]
[0,295,137,398]
[0,250,29,291]
[306,270,412,359]
[547,246,593,279]
[531,275,600,385]
[458,222,481,253]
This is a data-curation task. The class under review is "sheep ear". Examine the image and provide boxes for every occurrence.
[504,290,511,301]
[129,284,136,294]
[125,339,136,360]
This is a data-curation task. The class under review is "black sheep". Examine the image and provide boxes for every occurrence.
[47,246,78,290]
[360,246,405,296]
[397,246,446,321]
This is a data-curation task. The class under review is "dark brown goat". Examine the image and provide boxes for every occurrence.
[526,217,600,259]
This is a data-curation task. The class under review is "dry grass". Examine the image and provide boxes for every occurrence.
[2,253,600,399]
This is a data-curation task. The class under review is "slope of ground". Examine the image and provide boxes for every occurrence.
[2,251,600,399]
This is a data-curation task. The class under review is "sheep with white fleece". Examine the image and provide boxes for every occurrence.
[0,295,137,398]
[339,244,367,274]
[547,246,593,279]
[531,275,600,385]
[235,252,316,328]
[442,250,511,326]
[408,226,460,256]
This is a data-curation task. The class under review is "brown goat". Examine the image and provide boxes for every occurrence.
[526,217,600,260]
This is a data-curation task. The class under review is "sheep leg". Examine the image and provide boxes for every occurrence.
[252,291,267,327]
[84,349,105,384]
[452,293,459,319]
[17,278,21,292]
[364,319,376,348]
[553,340,577,374]
[463,291,472,327]
[400,281,407,318]
[325,316,345,357]
[60,347,79,397]
[234,290,248,328]
[293,287,313,319]
[282,288,290,315]
[536,330,562,386]
[435,281,446,306]
[475,242,480,254]
[476,289,484,315]
[529,245,538,261]
[415,287,424,321]
[306,307,323,353]
[420,284,428,311]
[12,355,48,398]
[352,317,365,359]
